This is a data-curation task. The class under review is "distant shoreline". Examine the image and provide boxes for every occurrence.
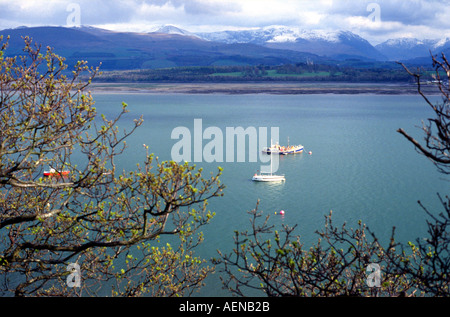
[89,82,440,95]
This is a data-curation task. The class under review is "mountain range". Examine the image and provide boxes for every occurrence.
[375,37,450,62]
[197,26,387,61]
[158,25,450,62]
[0,25,449,71]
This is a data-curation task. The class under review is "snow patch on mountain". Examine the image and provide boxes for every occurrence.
[433,37,450,50]
[151,25,200,38]
[376,37,450,61]
[196,26,350,44]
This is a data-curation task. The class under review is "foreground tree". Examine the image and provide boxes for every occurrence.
[215,54,450,297]
[215,204,422,296]
[393,54,450,296]
[397,54,450,175]
[0,37,224,296]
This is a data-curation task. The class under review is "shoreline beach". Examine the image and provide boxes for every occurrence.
[89,82,438,95]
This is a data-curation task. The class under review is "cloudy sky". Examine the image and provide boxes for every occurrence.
[1,0,450,44]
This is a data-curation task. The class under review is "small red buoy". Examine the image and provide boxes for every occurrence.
[279,210,285,215]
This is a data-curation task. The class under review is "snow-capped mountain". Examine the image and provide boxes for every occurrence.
[196,26,386,60]
[376,38,438,61]
[434,37,450,51]
[376,37,450,61]
[151,25,199,38]
[197,26,343,44]
[127,24,450,63]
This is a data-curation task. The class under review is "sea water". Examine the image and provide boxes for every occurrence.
[92,92,448,296]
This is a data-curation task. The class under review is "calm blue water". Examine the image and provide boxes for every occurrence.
[92,92,448,296]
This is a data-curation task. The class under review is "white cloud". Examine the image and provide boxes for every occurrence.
[1,0,449,43]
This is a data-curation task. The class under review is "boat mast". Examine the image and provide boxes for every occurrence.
[270,153,273,175]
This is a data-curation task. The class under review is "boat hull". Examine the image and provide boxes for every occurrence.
[252,175,285,182]
[43,171,70,177]
[262,145,304,155]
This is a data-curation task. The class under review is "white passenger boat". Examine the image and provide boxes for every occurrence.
[262,138,304,155]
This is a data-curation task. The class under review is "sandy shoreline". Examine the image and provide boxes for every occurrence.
[88,82,438,95]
